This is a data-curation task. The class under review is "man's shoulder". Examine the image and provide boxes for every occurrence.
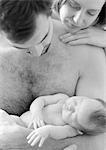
[82,45,105,64]
[76,45,106,79]
[73,45,105,62]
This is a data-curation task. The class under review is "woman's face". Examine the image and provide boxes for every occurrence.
[59,0,105,33]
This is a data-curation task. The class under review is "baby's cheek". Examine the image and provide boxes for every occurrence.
[77,112,90,128]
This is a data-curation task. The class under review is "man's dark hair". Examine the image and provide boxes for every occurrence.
[96,2,106,26]
[0,0,52,43]
[52,0,106,26]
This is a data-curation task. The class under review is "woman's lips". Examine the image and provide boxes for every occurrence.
[64,21,81,33]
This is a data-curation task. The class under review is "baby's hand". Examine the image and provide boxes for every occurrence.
[27,125,50,147]
[28,112,45,129]
[60,27,106,48]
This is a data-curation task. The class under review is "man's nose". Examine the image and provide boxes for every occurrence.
[73,9,86,26]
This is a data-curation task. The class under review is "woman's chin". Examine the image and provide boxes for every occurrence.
[64,24,81,34]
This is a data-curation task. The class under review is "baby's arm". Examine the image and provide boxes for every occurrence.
[48,125,80,139]
[27,125,79,147]
[60,26,106,49]
[29,93,69,128]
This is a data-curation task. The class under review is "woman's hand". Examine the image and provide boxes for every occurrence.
[60,27,106,48]
[27,125,51,147]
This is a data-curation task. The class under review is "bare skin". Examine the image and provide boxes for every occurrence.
[0,19,105,150]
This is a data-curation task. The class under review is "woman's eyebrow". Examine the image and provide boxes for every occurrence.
[88,9,100,12]
[70,0,79,5]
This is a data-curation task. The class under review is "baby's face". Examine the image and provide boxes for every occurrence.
[62,96,103,129]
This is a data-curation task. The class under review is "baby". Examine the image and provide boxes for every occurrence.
[19,93,106,147]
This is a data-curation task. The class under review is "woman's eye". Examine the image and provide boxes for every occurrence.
[87,11,97,16]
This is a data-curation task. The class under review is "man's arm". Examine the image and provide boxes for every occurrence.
[0,108,105,150]
[0,121,105,150]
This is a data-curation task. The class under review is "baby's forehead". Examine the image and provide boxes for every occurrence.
[95,98,106,106]
[83,98,104,106]
[88,98,106,110]
[76,98,103,114]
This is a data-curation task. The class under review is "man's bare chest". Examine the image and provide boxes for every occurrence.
[0,50,79,115]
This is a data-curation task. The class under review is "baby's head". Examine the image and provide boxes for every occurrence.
[62,96,106,135]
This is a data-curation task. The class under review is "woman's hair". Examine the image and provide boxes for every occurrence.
[52,0,66,13]
[80,100,106,135]
[52,0,106,26]
[95,2,106,26]
[0,0,52,44]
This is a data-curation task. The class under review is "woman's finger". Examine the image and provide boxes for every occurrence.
[60,29,88,40]
[60,33,71,39]
[61,34,88,43]
[68,37,88,45]
[76,29,88,34]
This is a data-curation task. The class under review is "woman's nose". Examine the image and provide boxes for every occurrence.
[73,10,86,26]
